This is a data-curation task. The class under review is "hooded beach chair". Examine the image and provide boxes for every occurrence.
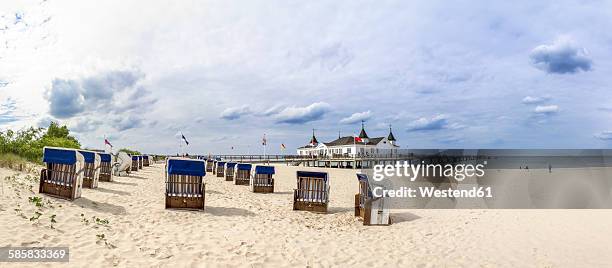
[216,161,226,177]
[39,147,85,200]
[225,162,237,181]
[165,157,206,210]
[143,155,150,167]
[355,174,391,225]
[79,150,101,189]
[131,155,139,171]
[293,171,329,213]
[98,152,113,182]
[206,159,214,173]
[251,165,274,193]
[234,163,251,185]
[138,155,143,169]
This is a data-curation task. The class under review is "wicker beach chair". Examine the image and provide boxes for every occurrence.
[225,162,237,181]
[216,161,226,177]
[250,165,274,193]
[355,174,391,225]
[98,153,113,182]
[293,171,329,213]
[234,163,251,185]
[138,155,143,169]
[143,155,150,167]
[79,150,100,189]
[39,147,85,200]
[131,155,139,171]
[165,158,206,210]
[206,159,214,173]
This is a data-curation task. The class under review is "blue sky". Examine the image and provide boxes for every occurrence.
[1,0,611,154]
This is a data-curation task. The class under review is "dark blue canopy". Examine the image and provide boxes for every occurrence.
[226,162,237,168]
[143,155,149,160]
[43,148,77,165]
[255,165,275,174]
[79,150,96,163]
[356,174,373,197]
[138,155,142,160]
[132,155,138,160]
[297,171,327,180]
[217,161,226,166]
[167,159,206,176]
[99,153,112,162]
[237,163,252,170]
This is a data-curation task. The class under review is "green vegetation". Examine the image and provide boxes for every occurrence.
[0,121,80,164]
[119,148,141,155]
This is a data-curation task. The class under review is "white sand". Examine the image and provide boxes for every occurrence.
[1,164,612,267]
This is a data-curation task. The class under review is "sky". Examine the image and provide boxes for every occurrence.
[1,0,611,154]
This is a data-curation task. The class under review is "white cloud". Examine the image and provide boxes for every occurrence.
[406,115,449,132]
[522,95,551,104]
[274,102,331,124]
[595,131,612,140]
[339,111,372,124]
[220,106,251,120]
[530,37,592,74]
[534,105,559,114]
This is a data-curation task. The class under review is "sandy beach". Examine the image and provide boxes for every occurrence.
[1,164,612,267]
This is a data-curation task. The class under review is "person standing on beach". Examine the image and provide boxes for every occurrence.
[548,163,552,173]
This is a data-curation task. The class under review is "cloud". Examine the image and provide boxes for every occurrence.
[339,111,372,124]
[113,115,143,131]
[0,98,19,124]
[274,102,330,124]
[522,95,551,104]
[70,117,103,133]
[220,106,251,120]
[300,42,353,72]
[406,114,449,132]
[530,37,593,74]
[259,104,285,116]
[46,79,85,118]
[595,131,612,140]
[46,70,152,118]
[533,105,559,114]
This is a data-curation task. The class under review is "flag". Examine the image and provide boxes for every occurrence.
[262,134,267,146]
[281,143,286,150]
[354,136,363,143]
[181,133,189,145]
[231,146,234,150]
[104,138,113,147]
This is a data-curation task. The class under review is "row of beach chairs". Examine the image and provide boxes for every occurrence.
[130,155,151,171]
[39,147,150,201]
[170,158,389,225]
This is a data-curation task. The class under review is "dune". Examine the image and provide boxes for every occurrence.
[1,164,612,267]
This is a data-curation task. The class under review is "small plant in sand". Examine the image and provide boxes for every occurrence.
[96,233,117,249]
[94,217,110,226]
[28,196,44,207]
[29,211,42,222]
[50,214,57,229]
[80,213,90,225]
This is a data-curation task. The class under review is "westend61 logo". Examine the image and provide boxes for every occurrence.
[370,161,492,199]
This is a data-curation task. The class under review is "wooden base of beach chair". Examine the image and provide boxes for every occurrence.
[82,178,97,189]
[225,175,234,181]
[354,194,391,226]
[165,196,205,210]
[165,186,205,211]
[39,169,80,201]
[234,178,249,185]
[252,185,274,193]
[99,174,112,182]
[216,172,224,178]
[293,200,328,213]
[206,167,213,172]
[131,167,138,171]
